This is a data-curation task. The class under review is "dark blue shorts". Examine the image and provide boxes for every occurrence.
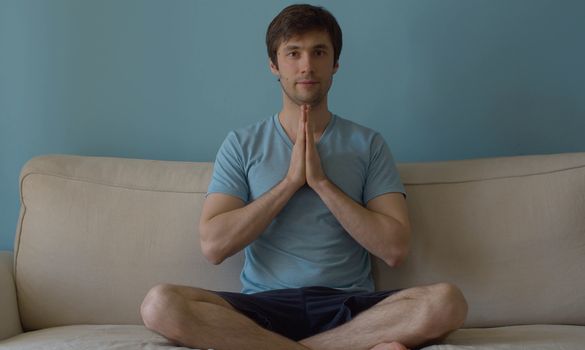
[214,286,400,341]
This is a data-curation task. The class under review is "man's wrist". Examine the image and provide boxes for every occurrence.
[281,176,304,194]
[309,177,332,196]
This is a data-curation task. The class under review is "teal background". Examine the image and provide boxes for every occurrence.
[1,0,584,251]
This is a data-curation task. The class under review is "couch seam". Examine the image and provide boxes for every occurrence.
[19,164,585,191]
[403,164,585,186]
[19,171,209,194]
[13,168,28,332]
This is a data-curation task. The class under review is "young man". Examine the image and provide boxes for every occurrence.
[141,5,468,350]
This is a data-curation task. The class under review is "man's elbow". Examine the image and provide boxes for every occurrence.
[201,244,225,265]
[383,228,411,268]
[383,246,409,268]
[199,223,226,265]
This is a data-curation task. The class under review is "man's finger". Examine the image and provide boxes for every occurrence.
[302,105,312,133]
[304,106,315,147]
[296,111,305,144]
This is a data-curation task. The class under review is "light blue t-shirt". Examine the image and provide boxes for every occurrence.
[207,113,405,294]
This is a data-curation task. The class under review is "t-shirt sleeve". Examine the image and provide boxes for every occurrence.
[363,133,406,204]
[207,131,250,203]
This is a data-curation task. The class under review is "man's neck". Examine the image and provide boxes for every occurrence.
[278,99,331,144]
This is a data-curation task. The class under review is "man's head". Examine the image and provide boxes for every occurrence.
[266,4,342,70]
[267,4,342,107]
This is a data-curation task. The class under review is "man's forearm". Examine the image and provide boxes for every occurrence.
[311,179,409,267]
[202,178,299,264]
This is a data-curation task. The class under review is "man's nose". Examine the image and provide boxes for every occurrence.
[300,53,315,74]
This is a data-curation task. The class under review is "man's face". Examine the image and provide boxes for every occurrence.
[270,30,339,107]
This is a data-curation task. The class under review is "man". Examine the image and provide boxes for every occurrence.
[141,4,468,350]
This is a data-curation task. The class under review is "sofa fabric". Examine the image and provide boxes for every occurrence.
[373,153,585,327]
[14,156,242,330]
[2,153,585,349]
[0,252,22,341]
[0,325,168,350]
[1,324,584,350]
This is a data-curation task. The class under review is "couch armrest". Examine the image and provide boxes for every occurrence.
[0,251,22,340]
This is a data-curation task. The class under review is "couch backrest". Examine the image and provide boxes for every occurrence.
[14,153,585,330]
[372,152,585,327]
[15,155,242,331]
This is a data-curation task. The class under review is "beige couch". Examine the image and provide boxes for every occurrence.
[1,153,584,349]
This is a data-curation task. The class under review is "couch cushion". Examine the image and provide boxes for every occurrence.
[0,325,171,349]
[15,155,244,330]
[431,325,585,350]
[373,152,585,327]
[0,324,583,350]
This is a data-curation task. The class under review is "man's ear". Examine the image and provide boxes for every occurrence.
[333,61,339,75]
[269,59,280,77]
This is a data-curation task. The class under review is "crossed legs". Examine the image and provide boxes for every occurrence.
[299,283,468,349]
[141,284,309,350]
[140,283,468,350]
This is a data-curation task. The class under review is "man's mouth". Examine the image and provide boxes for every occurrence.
[297,80,318,85]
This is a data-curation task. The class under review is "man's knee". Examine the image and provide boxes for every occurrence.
[141,283,181,331]
[140,283,228,332]
[422,283,468,338]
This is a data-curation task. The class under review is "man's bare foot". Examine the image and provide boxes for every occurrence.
[369,342,409,350]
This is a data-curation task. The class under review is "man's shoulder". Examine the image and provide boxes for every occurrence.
[333,114,383,140]
[220,114,277,156]
[229,114,275,140]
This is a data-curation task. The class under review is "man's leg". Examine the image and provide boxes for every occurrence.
[299,283,468,350]
[140,284,310,350]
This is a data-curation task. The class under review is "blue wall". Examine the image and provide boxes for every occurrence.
[1,0,584,250]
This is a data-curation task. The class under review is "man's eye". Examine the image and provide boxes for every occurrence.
[315,50,326,56]
[287,51,298,57]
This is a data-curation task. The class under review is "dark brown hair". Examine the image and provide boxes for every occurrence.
[266,4,342,68]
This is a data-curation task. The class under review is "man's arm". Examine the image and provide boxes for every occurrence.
[304,108,410,267]
[199,180,298,265]
[313,183,410,267]
[199,111,308,265]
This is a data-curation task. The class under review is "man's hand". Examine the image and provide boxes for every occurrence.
[285,106,307,190]
[304,104,328,189]
[285,104,329,191]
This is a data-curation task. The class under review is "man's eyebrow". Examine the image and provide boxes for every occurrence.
[283,43,330,51]
[283,45,301,51]
[313,44,329,50]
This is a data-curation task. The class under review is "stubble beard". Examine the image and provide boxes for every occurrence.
[280,77,332,108]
